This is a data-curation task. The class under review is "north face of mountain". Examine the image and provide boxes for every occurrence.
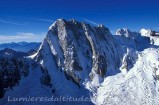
[35,19,122,87]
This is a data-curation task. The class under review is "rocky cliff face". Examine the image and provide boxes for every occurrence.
[35,19,122,88]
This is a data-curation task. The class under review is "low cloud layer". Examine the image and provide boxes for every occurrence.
[0,32,45,43]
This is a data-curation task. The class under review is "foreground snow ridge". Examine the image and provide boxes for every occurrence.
[0,19,159,105]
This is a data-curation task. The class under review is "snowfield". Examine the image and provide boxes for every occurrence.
[94,48,159,105]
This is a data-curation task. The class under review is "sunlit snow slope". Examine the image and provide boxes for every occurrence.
[92,28,159,105]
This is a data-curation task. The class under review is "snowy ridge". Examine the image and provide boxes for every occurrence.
[92,28,159,105]
[115,28,150,50]
[140,29,159,45]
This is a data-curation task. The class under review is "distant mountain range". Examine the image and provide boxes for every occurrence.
[0,41,41,52]
[0,48,28,58]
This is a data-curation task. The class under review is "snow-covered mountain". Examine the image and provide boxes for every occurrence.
[115,28,150,50]
[0,42,41,52]
[36,18,122,85]
[140,29,159,45]
[0,19,159,105]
